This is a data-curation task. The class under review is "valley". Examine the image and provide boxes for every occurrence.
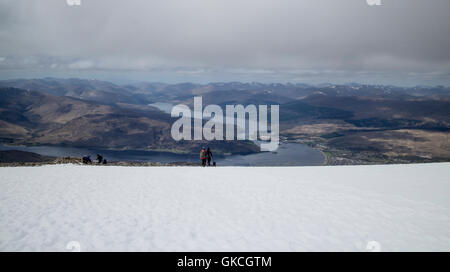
[0,78,449,165]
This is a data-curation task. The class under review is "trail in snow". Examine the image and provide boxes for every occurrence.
[0,163,449,251]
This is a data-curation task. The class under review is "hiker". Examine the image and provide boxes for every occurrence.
[97,154,103,164]
[206,147,213,166]
[200,147,207,167]
[82,155,92,164]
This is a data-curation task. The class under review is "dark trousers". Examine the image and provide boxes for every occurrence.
[201,158,206,166]
[207,157,211,166]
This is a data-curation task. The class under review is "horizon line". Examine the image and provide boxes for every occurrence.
[0,76,449,89]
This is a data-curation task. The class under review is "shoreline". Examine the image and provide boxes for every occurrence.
[0,142,329,167]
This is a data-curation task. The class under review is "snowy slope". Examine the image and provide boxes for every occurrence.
[0,163,449,252]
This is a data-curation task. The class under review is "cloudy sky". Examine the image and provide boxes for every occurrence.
[0,0,449,85]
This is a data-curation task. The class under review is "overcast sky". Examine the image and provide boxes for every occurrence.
[0,0,449,86]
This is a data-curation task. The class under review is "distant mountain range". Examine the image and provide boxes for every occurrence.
[2,78,449,105]
[0,78,449,163]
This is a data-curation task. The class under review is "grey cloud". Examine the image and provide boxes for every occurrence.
[0,0,449,85]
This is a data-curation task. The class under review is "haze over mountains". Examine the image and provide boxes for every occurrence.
[0,78,449,164]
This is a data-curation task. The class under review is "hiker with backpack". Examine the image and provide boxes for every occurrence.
[97,154,103,164]
[206,147,213,166]
[200,147,207,167]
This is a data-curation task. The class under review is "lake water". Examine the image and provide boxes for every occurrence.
[0,142,325,166]
[216,142,324,166]
[149,102,174,114]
